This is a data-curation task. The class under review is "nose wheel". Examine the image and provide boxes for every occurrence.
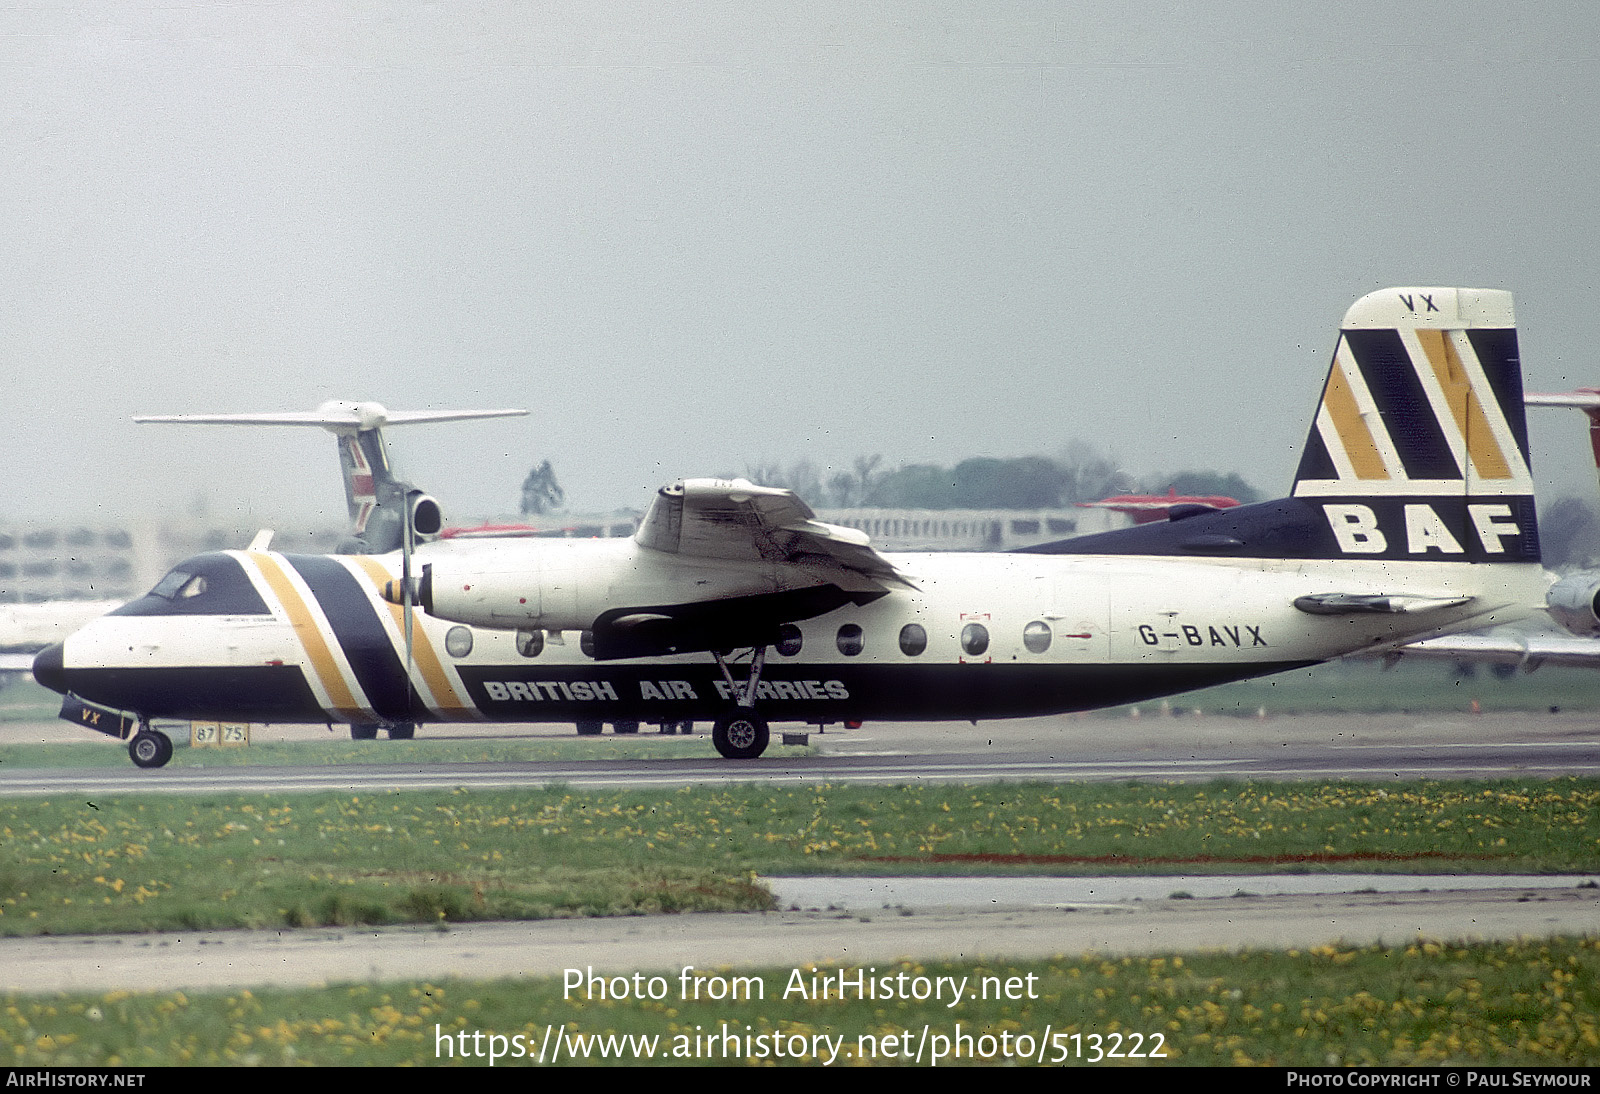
[128,728,173,769]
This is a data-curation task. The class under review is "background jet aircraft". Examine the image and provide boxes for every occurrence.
[1077,487,1241,525]
[0,600,124,682]
[1373,388,1600,671]
[35,287,1550,767]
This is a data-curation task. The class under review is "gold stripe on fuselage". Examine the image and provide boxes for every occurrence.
[347,555,476,716]
[246,551,367,722]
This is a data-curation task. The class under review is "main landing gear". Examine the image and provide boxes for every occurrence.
[128,726,173,769]
[349,722,415,740]
[710,647,772,760]
[574,720,695,736]
[712,707,769,760]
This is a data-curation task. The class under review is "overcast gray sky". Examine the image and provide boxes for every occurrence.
[6,2,1600,531]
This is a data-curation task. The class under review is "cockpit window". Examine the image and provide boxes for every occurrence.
[149,572,208,601]
[111,553,270,617]
[149,571,193,600]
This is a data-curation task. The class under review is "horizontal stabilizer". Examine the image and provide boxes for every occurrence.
[1294,592,1472,615]
[135,400,526,436]
[1525,391,1600,411]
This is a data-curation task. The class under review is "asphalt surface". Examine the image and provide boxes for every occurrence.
[3,710,1598,795]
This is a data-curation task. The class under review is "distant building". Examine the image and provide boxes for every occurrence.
[0,502,1133,605]
[814,507,1129,552]
[0,521,341,604]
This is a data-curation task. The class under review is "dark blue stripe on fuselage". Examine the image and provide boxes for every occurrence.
[1015,493,1539,561]
[285,554,412,721]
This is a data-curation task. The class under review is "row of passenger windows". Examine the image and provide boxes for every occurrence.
[801,620,1052,658]
[465,620,1059,660]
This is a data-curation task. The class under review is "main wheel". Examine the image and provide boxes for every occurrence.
[575,720,603,736]
[612,720,639,735]
[350,724,379,740]
[387,722,415,740]
[128,730,173,769]
[712,708,769,760]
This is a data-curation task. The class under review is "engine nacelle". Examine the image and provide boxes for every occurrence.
[407,491,442,537]
[395,538,796,634]
[1546,570,1600,636]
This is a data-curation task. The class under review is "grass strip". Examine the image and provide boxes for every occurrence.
[3,778,1596,937]
[3,940,1598,1066]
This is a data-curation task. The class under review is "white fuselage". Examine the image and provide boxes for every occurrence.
[50,543,1546,728]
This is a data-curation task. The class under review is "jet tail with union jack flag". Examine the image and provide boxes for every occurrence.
[134,401,527,555]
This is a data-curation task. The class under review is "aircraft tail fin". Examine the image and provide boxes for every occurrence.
[1019,287,1540,563]
[1289,287,1539,562]
[135,401,526,553]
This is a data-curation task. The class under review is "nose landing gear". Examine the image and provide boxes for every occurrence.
[128,726,174,769]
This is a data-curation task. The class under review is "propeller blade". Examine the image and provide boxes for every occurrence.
[401,496,416,708]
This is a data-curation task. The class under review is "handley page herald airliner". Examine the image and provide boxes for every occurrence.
[33,287,1550,767]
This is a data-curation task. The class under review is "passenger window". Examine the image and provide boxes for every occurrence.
[445,626,474,658]
[515,629,544,657]
[836,624,864,656]
[1023,621,1052,654]
[960,622,990,657]
[776,624,803,657]
[898,623,927,656]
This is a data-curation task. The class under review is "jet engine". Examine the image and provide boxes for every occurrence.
[1545,571,1600,636]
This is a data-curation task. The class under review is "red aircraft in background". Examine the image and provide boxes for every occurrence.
[1077,487,1241,525]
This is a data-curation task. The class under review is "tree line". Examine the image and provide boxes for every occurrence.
[522,445,1262,517]
[522,454,1600,569]
[742,446,1260,511]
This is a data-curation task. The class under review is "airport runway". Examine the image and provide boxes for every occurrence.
[2,710,1598,797]
[2,711,1596,996]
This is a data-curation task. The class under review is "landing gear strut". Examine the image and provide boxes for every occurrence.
[128,726,173,769]
[711,646,772,759]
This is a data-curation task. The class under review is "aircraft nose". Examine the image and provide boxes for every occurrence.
[32,642,66,695]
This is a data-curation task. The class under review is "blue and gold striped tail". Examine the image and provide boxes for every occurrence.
[1290,287,1538,563]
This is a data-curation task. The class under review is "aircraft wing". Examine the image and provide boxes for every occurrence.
[0,652,37,674]
[635,478,908,590]
[1525,391,1600,411]
[1366,631,1600,670]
